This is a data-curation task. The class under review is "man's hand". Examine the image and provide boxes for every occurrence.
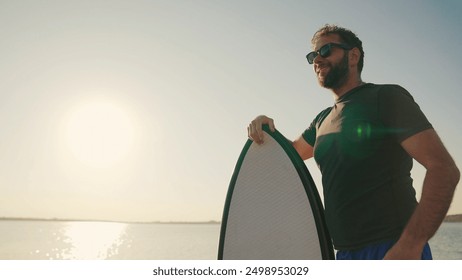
[383,241,424,260]
[247,115,275,145]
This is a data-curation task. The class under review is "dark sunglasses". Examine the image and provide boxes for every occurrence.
[306,43,353,64]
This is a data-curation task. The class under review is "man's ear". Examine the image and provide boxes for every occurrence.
[349,47,361,67]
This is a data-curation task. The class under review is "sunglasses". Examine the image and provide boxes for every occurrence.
[306,43,353,64]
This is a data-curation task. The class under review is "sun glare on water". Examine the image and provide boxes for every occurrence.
[62,222,128,259]
[65,100,135,168]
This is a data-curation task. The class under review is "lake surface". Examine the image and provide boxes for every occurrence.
[0,221,460,260]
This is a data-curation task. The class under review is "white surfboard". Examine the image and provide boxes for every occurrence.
[218,126,334,260]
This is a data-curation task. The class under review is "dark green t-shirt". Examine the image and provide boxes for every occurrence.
[303,83,433,250]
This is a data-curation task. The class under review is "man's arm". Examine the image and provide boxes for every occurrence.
[384,128,460,259]
[292,135,314,161]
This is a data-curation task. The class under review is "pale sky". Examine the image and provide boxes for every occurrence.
[0,0,461,222]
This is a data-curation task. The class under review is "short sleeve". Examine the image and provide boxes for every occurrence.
[378,85,432,143]
[302,119,317,146]
[302,107,332,146]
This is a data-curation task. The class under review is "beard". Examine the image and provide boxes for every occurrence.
[318,52,349,89]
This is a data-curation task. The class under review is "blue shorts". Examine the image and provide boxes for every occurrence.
[336,240,433,260]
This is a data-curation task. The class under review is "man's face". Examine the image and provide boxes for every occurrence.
[312,34,350,89]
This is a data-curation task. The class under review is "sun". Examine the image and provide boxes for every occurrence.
[65,101,135,168]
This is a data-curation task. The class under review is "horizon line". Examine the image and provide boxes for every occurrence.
[0,216,221,224]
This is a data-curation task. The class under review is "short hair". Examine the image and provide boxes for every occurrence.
[311,24,365,73]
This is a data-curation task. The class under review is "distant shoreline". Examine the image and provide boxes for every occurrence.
[443,214,462,222]
[0,217,221,224]
[1,215,461,223]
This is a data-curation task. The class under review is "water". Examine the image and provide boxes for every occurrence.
[0,221,220,260]
[0,220,460,260]
[429,222,462,260]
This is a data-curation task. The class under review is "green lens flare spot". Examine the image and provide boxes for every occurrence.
[356,123,372,139]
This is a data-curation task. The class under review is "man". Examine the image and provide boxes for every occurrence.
[248,25,460,260]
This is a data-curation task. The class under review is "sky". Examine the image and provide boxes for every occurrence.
[0,0,461,222]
